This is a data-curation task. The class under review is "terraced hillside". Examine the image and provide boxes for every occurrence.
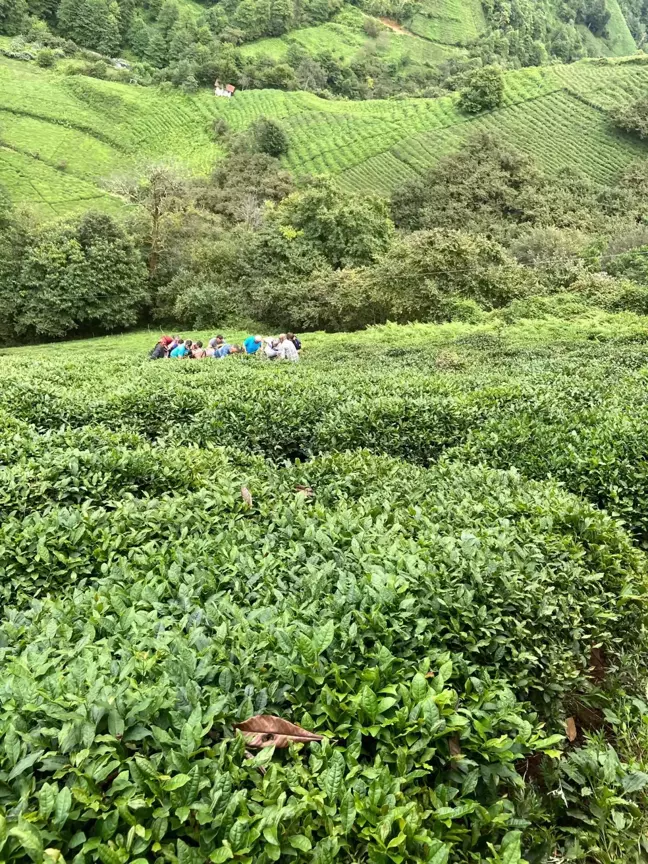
[239,5,464,71]
[2,54,648,214]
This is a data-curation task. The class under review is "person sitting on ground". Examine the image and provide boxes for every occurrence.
[243,335,263,355]
[264,338,279,360]
[205,338,219,357]
[192,341,206,359]
[277,333,299,362]
[149,335,172,359]
[168,336,182,352]
[170,339,191,358]
[287,332,302,352]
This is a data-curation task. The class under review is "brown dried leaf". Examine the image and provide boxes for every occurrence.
[448,736,462,757]
[565,717,577,742]
[241,486,253,507]
[234,715,324,748]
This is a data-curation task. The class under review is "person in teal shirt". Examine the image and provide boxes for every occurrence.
[170,340,191,358]
[243,335,262,355]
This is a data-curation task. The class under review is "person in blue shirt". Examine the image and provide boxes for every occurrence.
[214,343,241,358]
[243,335,262,355]
[170,339,191,358]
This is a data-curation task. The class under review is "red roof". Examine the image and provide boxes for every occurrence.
[226,84,236,93]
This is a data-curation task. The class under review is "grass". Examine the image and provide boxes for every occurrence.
[2,53,648,213]
[238,6,463,67]
[407,0,487,46]
[5,307,648,358]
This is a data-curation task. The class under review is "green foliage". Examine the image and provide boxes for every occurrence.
[0,425,646,861]
[0,210,148,339]
[1,319,648,859]
[612,95,648,139]
[458,65,504,114]
[252,116,290,158]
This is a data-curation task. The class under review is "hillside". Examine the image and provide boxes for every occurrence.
[2,53,648,214]
[238,6,465,72]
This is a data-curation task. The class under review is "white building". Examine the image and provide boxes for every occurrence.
[214,80,236,97]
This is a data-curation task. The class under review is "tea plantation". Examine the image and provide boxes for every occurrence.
[3,53,648,214]
[2,312,648,863]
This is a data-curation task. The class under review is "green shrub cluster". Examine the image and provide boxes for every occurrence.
[1,427,648,863]
[2,310,648,863]
[5,327,648,543]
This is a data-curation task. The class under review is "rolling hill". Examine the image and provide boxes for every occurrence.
[2,51,648,215]
[238,6,465,71]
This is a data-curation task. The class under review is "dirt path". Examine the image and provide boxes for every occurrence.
[379,16,413,35]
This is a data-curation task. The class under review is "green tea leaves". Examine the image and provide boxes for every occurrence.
[324,752,345,801]
[162,774,191,791]
[9,821,44,863]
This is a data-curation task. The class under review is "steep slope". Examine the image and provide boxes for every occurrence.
[238,5,464,70]
[1,54,648,214]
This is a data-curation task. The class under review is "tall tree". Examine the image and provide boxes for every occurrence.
[106,162,192,277]
[58,0,122,54]
[0,0,29,35]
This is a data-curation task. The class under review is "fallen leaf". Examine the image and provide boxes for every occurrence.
[241,486,253,507]
[565,717,577,742]
[235,715,324,748]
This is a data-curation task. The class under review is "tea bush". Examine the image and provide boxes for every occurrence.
[2,317,648,862]
[1,445,648,863]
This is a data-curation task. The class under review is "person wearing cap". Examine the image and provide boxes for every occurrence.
[243,335,263,355]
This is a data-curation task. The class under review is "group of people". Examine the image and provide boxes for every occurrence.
[149,333,302,362]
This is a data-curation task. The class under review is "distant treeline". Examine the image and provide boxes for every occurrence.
[3,130,648,343]
[1,0,643,100]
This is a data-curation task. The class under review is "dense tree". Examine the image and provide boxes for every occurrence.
[391,134,642,240]
[368,228,533,321]
[612,97,648,140]
[253,117,290,157]
[391,134,542,235]
[127,13,150,55]
[458,65,504,113]
[272,177,394,268]
[106,162,192,276]
[0,0,29,35]
[200,151,294,225]
[58,0,121,54]
[0,211,147,340]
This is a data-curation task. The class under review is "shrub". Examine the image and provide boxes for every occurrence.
[363,16,381,37]
[36,47,56,66]
[612,96,648,139]
[212,116,230,138]
[253,116,290,157]
[458,65,504,113]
